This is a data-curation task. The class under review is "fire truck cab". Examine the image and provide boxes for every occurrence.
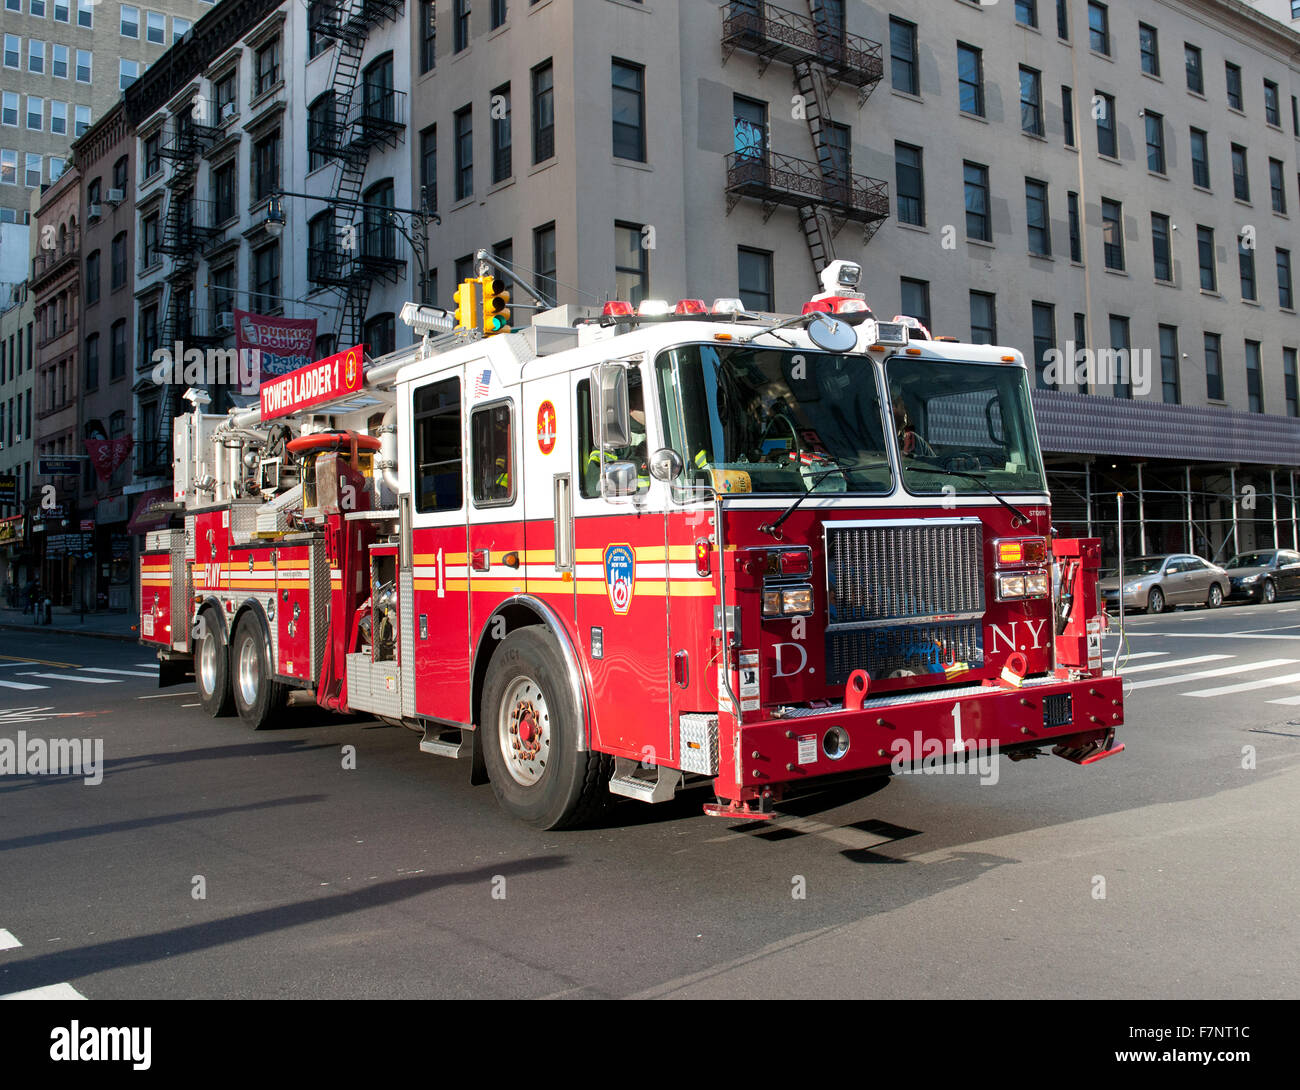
[141,286,1123,829]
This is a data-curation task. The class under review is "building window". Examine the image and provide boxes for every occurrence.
[738,246,773,312]
[307,1,334,59]
[113,156,127,192]
[1226,62,1242,110]
[420,0,436,74]
[532,60,554,163]
[1095,91,1115,157]
[142,130,161,178]
[454,106,472,200]
[734,95,766,161]
[1283,347,1298,416]
[899,277,930,331]
[890,17,918,95]
[1067,191,1082,262]
[1101,198,1123,270]
[121,5,139,37]
[255,38,281,97]
[1246,340,1263,412]
[1031,301,1055,388]
[140,211,159,268]
[963,161,990,242]
[1138,23,1159,77]
[490,84,511,183]
[534,222,557,306]
[1016,1,1038,29]
[612,60,645,162]
[75,49,89,82]
[1151,213,1171,282]
[1019,67,1043,136]
[1265,79,1281,126]
[1062,86,1075,147]
[420,124,437,212]
[957,43,984,117]
[76,0,91,27]
[1145,112,1165,173]
[1108,315,1131,397]
[253,130,281,200]
[614,222,648,306]
[26,96,42,131]
[108,318,128,380]
[85,250,99,305]
[894,142,924,226]
[308,94,334,172]
[50,101,66,135]
[0,150,16,185]
[1197,226,1216,291]
[209,264,234,318]
[307,209,334,286]
[1,36,16,70]
[53,0,66,20]
[111,232,127,288]
[1158,325,1179,403]
[215,70,237,121]
[1087,2,1108,54]
[1025,178,1050,256]
[1204,333,1223,400]
[253,242,280,311]
[146,10,164,43]
[1231,145,1250,202]
[1056,0,1069,40]
[28,40,43,74]
[1279,249,1294,309]
[363,313,395,357]
[1185,44,1203,94]
[24,152,40,187]
[212,158,236,222]
[84,334,98,389]
[1239,236,1257,301]
[52,43,67,79]
[120,59,139,91]
[1190,127,1210,188]
[1270,158,1287,215]
[491,0,507,30]
[454,0,470,52]
[969,292,996,344]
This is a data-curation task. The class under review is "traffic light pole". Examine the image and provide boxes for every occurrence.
[473,248,555,311]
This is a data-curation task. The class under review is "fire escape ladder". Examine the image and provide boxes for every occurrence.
[793,58,837,279]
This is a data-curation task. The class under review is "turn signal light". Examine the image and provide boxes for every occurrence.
[778,549,811,576]
[996,537,1048,567]
[694,539,713,576]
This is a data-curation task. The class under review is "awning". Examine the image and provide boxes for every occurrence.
[126,487,175,535]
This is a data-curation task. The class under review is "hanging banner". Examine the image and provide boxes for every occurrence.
[84,436,134,482]
[234,310,318,385]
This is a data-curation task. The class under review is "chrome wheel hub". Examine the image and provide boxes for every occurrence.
[500,676,550,787]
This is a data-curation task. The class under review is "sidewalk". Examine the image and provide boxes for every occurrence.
[0,606,140,642]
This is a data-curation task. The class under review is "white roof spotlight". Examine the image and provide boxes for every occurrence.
[818,259,863,298]
[400,301,456,336]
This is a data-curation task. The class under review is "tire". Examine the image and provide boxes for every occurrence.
[480,627,610,830]
[1262,580,1277,604]
[1146,586,1165,615]
[195,606,235,717]
[230,612,288,730]
[1207,583,1223,609]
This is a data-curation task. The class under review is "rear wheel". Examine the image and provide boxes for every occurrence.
[195,607,234,717]
[481,627,610,829]
[1262,580,1277,604]
[1147,586,1165,615]
[1207,583,1223,608]
[231,612,288,730]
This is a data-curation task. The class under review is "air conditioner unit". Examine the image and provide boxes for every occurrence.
[220,101,237,121]
[106,188,125,205]
[216,311,235,332]
[88,203,102,220]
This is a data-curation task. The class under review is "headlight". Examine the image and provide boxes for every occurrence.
[1241,574,1262,584]
[1123,581,1143,593]
[762,584,814,618]
[997,572,1050,600]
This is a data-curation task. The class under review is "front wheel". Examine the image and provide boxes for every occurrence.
[481,627,610,829]
[1207,583,1223,609]
[230,612,288,730]
[1147,586,1165,615]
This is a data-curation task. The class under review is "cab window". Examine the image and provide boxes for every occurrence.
[471,402,514,506]
[414,377,462,513]
[577,370,649,499]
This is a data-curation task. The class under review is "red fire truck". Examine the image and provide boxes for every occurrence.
[140,260,1123,829]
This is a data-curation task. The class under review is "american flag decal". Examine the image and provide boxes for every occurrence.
[473,368,492,398]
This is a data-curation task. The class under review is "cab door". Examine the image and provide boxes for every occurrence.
[408,368,472,725]
[569,358,672,763]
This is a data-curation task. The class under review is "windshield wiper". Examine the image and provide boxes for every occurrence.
[907,467,1033,528]
[743,311,819,347]
[759,464,851,538]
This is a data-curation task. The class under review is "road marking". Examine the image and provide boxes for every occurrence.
[17,672,119,685]
[1126,659,1298,691]
[0,929,20,951]
[137,691,194,699]
[0,678,49,691]
[0,653,79,668]
[0,983,85,1000]
[1184,671,1300,698]
[182,703,199,707]
[1267,694,1300,706]
[79,667,158,678]
[1278,608,1297,613]
[0,662,37,669]
[1113,651,1169,661]
[134,663,160,669]
[1120,654,1230,674]
[1128,632,1300,640]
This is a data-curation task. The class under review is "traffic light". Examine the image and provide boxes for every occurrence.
[453,278,481,332]
[480,276,511,335]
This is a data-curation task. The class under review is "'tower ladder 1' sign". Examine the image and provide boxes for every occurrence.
[260,344,366,421]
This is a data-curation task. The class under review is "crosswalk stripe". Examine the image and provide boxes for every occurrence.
[1113,651,1169,661]
[17,672,119,685]
[80,667,158,678]
[1184,671,1300,698]
[0,678,48,690]
[133,663,159,669]
[0,929,20,951]
[0,983,86,1000]
[1267,694,1300,706]
[1120,654,1230,674]
[1126,659,1298,691]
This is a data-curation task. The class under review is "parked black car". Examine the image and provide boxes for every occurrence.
[1224,549,1300,604]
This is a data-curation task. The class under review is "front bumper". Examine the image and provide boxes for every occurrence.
[725,673,1124,798]
[1227,580,1264,600]
[1100,587,1146,610]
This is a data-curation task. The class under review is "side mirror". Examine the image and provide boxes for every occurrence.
[649,447,683,482]
[602,461,638,498]
[594,362,630,447]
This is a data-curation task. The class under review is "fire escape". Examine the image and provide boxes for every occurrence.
[721,1,888,284]
[307,0,407,349]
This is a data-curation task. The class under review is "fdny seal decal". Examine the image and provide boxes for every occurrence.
[537,400,557,455]
[603,544,636,615]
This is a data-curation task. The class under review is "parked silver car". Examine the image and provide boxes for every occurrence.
[1098,554,1229,614]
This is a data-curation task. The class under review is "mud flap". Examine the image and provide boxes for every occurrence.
[158,655,192,689]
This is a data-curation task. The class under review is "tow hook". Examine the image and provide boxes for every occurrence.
[1053,727,1125,765]
[703,792,777,821]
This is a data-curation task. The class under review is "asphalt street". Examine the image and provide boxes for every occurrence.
[0,597,1297,999]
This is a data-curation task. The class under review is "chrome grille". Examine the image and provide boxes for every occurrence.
[825,621,984,684]
[825,518,984,627]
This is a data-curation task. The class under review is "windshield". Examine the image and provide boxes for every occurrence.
[1228,552,1275,568]
[655,343,892,495]
[886,358,1047,494]
[1123,557,1167,577]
